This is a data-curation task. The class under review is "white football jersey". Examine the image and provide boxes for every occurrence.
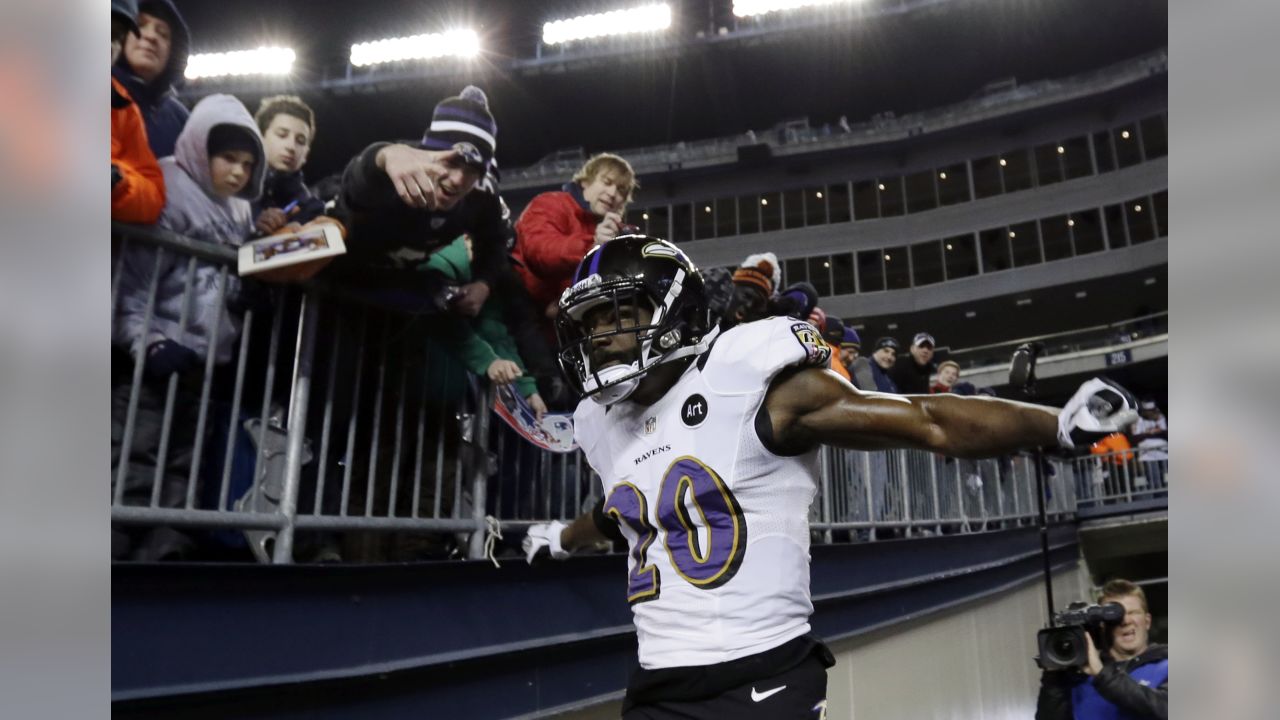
[574,316,834,669]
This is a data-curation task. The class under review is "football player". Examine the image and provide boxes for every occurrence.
[525,236,1135,719]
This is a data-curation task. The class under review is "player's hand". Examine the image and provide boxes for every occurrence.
[255,207,289,235]
[452,280,490,317]
[523,520,570,564]
[1082,632,1105,676]
[1058,378,1139,448]
[377,144,460,210]
[487,359,522,385]
[527,392,548,422]
[593,212,623,246]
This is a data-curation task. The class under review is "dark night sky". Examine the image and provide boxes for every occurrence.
[173,0,1167,179]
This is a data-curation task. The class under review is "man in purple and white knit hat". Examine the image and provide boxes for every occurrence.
[332,86,506,318]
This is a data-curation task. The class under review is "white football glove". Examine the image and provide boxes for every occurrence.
[1057,378,1140,449]
[523,520,570,564]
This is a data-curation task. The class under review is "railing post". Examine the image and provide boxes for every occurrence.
[271,293,320,564]
[862,451,875,541]
[898,449,912,537]
[929,453,942,535]
[467,383,495,560]
[819,447,834,544]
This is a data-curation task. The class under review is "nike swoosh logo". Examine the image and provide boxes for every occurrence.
[751,685,787,702]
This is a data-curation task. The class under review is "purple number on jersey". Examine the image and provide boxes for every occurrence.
[657,456,747,588]
[603,481,661,604]
[604,457,746,604]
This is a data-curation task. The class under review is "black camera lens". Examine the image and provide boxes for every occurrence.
[1051,635,1079,661]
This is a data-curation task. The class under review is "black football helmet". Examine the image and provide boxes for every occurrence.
[556,235,713,404]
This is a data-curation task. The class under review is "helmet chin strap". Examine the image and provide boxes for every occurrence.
[586,363,641,405]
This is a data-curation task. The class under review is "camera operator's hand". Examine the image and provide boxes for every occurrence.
[1058,377,1139,448]
[452,280,490,317]
[1082,633,1105,676]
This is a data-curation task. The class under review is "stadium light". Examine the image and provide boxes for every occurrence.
[350,29,480,68]
[542,3,672,46]
[733,0,865,19]
[185,47,295,80]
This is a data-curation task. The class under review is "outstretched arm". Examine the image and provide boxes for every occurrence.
[765,366,1059,458]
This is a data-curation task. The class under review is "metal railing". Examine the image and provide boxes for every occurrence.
[111,224,494,563]
[111,226,1161,563]
[1060,447,1169,508]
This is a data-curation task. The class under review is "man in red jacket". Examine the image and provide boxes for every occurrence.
[512,153,637,321]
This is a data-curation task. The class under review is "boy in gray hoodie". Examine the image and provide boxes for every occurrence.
[112,94,266,561]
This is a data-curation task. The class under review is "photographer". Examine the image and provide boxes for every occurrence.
[1036,579,1168,719]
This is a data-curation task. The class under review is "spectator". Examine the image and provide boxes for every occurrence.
[868,337,901,394]
[771,280,818,321]
[422,235,548,419]
[1130,399,1168,489]
[1036,578,1168,719]
[251,95,326,235]
[820,316,852,382]
[701,266,735,327]
[330,86,505,319]
[110,0,164,224]
[844,327,877,391]
[889,331,936,394]
[512,153,638,321]
[720,252,779,330]
[932,359,959,393]
[112,0,190,158]
[112,94,267,561]
[838,326,860,368]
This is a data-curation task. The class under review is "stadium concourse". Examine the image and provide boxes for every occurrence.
[111,0,1168,718]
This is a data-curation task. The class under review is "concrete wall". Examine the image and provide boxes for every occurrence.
[825,566,1091,720]
[545,565,1091,720]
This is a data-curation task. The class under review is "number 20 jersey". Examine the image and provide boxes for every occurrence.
[573,316,833,669]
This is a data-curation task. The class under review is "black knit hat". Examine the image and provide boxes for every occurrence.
[421,85,497,170]
[207,124,261,159]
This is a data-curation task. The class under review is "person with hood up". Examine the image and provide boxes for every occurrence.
[111,0,164,224]
[111,94,266,561]
[112,0,190,158]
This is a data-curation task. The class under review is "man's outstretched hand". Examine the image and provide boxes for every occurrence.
[376,144,463,210]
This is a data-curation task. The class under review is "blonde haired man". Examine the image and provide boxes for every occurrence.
[513,153,638,320]
[1036,578,1168,719]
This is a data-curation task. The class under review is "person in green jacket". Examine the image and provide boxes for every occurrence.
[423,236,549,419]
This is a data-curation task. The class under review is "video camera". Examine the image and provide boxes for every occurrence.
[1036,601,1125,670]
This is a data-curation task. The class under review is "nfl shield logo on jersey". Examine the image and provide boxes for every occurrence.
[644,417,657,434]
